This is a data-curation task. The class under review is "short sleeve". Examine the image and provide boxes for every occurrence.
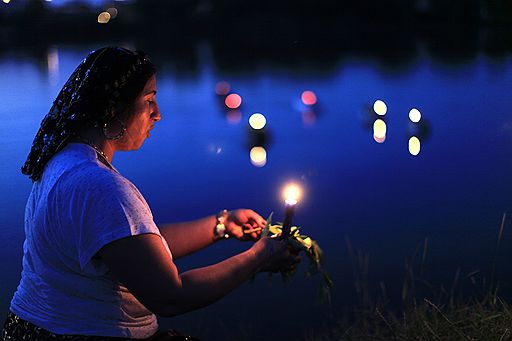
[70,168,162,272]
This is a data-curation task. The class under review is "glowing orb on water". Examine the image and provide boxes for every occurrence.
[409,108,422,123]
[249,113,267,130]
[301,91,317,106]
[373,100,387,116]
[225,93,242,109]
[97,12,111,24]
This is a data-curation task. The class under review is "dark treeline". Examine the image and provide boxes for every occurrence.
[0,0,511,75]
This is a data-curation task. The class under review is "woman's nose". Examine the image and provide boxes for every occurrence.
[152,103,161,122]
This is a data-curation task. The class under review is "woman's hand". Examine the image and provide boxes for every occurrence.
[225,209,266,241]
[252,237,301,273]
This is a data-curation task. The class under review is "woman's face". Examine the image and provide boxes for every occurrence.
[116,74,161,151]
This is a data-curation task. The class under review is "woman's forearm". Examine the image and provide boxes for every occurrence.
[159,243,267,316]
[159,215,218,259]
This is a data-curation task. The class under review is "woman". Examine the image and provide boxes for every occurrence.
[2,47,299,340]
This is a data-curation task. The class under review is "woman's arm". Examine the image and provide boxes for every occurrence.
[158,215,218,259]
[98,233,296,317]
[159,209,266,259]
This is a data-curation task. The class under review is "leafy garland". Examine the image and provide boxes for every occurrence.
[261,213,333,301]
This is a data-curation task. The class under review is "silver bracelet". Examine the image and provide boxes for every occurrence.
[214,209,229,240]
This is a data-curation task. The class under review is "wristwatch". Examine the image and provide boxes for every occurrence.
[214,209,230,240]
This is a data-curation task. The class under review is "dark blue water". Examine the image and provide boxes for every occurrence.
[1,43,512,340]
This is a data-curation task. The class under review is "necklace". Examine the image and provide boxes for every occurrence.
[74,136,113,168]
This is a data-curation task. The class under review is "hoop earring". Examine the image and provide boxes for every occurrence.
[102,118,126,140]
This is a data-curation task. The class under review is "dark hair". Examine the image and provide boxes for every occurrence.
[21,47,157,181]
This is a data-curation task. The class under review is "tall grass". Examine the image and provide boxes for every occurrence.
[312,213,512,341]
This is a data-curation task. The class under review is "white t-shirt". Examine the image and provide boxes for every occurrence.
[10,143,172,339]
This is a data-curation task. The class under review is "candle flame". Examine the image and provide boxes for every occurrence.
[283,183,302,205]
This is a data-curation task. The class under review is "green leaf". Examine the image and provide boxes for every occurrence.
[261,212,273,237]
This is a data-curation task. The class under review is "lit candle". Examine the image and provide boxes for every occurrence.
[281,183,302,239]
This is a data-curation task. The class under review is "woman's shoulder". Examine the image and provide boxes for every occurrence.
[52,144,129,192]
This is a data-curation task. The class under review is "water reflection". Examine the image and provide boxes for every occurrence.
[301,107,317,126]
[249,146,267,167]
[373,118,387,143]
[225,109,242,125]
[408,136,421,156]
[46,47,59,86]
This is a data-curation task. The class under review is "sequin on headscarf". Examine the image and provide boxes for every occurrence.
[21,47,156,181]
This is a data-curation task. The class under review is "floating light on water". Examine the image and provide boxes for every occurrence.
[215,81,231,95]
[250,147,267,167]
[3,0,11,4]
[409,136,421,156]
[373,100,387,116]
[225,93,242,109]
[249,113,266,130]
[373,119,387,139]
[301,91,317,106]
[97,11,111,24]
[106,7,118,19]
[409,108,422,123]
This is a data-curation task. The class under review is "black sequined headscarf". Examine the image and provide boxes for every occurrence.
[22,47,156,182]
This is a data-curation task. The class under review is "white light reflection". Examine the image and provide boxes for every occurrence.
[47,47,59,86]
[409,136,421,156]
[373,119,387,143]
[373,119,387,138]
[98,12,111,24]
[250,146,267,167]
[3,0,11,4]
[373,100,387,116]
[409,108,421,123]
[249,113,266,130]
